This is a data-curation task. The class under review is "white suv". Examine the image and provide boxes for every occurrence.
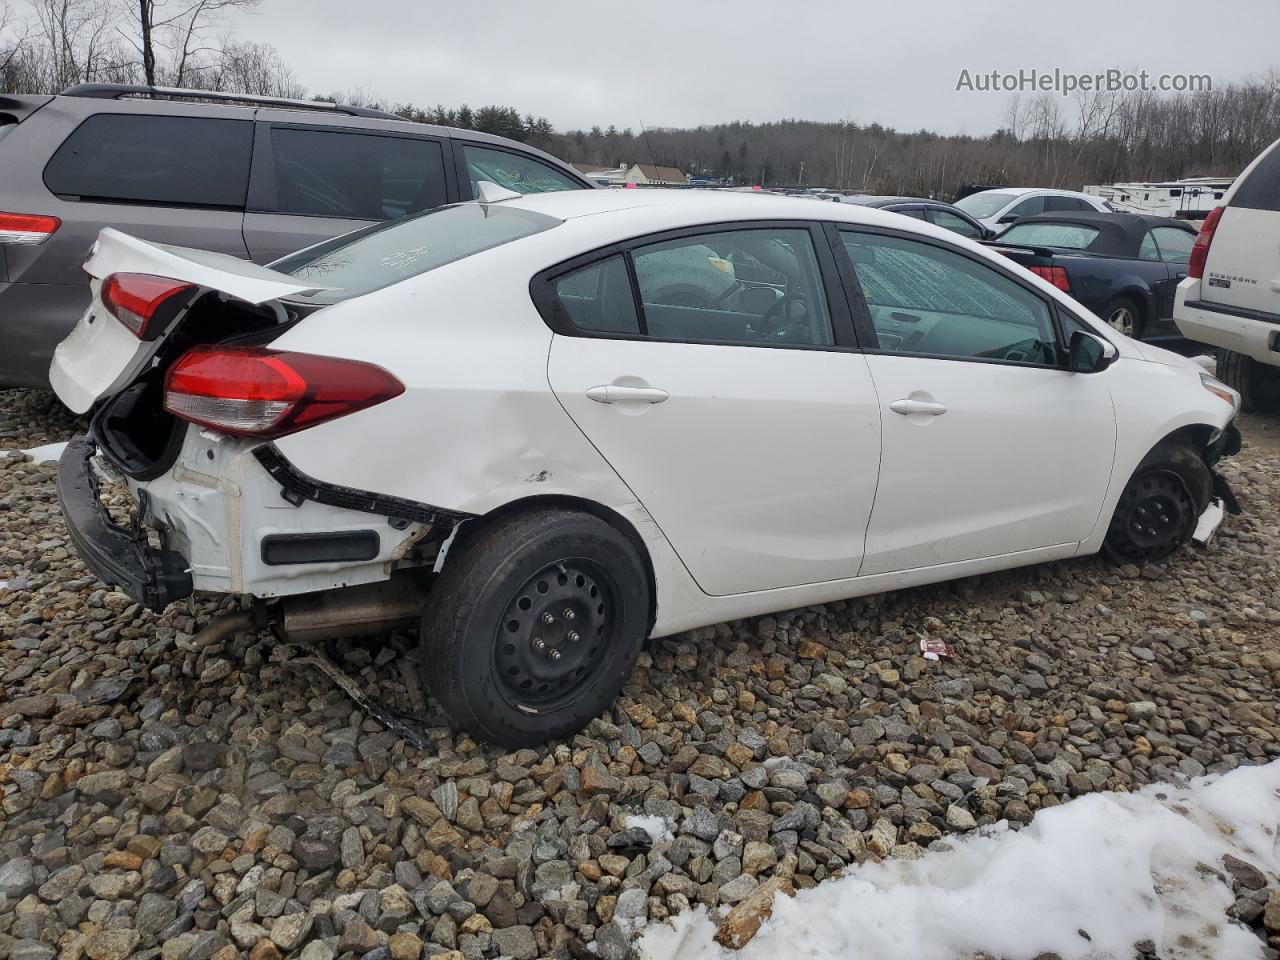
[956,187,1111,232]
[1173,138,1280,411]
[51,189,1241,746]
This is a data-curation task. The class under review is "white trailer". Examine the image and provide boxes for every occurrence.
[1084,177,1233,221]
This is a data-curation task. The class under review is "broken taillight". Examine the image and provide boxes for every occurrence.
[163,346,405,439]
[101,273,195,339]
[0,212,61,245]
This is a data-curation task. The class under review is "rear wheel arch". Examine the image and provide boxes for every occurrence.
[443,494,657,635]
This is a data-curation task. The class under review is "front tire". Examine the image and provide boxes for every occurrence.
[1216,349,1280,413]
[420,509,649,747]
[1103,444,1209,564]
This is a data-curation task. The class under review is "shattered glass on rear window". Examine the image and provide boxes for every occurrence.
[272,202,560,304]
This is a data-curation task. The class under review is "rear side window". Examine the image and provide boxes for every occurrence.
[463,144,582,195]
[1231,143,1280,212]
[267,127,447,220]
[999,222,1100,249]
[44,114,252,207]
[274,202,558,304]
[553,256,641,334]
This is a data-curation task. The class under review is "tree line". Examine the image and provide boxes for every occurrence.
[5,0,1280,198]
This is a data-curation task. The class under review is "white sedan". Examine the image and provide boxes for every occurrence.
[51,187,1241,746]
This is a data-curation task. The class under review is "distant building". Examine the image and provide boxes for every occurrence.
[570,162,689,187]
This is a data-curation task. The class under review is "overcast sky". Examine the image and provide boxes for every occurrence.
[226,0,1279,136]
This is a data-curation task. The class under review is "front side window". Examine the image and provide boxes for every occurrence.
[631,228,834,346]
[463,145,581,195]
[999,222,1100,249]
[44,114,252,207]
[274,203,558,304]
[930,209,982,239]
[840,230,1057,365]
[1005,195,1046,220]
[267,128,447,220]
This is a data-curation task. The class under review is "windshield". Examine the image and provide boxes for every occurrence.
[998,222,1101,249]
[273,203,559,304]
[955,191,1016,218]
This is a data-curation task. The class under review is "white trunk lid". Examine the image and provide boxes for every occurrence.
[49,228,327,413]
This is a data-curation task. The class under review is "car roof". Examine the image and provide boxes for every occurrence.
[997,211,1195,255]
[844,195,934,207]
[486,188,984,240]
[974,187,1094,199]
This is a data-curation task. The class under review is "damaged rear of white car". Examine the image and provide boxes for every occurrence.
[52,190,1244,748]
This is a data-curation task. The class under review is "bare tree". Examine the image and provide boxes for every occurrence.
[131,0,257,86]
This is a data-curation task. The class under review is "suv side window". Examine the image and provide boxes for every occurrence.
[839,230,1058,365]
[44,114,252,207]
[266,127,446,220]
[463,144,581,195]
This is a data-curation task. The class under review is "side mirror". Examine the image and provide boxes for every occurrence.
[998,214,1019,224]
[1069,330,1118,373]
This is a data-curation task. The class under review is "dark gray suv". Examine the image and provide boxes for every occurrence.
[0,84,592,387]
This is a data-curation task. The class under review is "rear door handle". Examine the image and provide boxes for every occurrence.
[889,398,947,416]
[586,385,670,404]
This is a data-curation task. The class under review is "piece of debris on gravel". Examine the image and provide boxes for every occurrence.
[1,386,1277,960]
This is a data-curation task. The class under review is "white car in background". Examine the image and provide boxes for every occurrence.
[51,188,1241,746]
[1174,135,1280,411]
[957,187,1112,231]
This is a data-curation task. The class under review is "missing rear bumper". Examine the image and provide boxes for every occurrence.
[56,437,192,610]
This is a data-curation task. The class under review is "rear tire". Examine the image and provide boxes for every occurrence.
[1216,349,1280,413]
[1102,296,1143,339]
[1103,444,1210,564]
[420,509,649,747]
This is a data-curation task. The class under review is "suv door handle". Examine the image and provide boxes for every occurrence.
[889,398,947,416]
[586,385,670,404]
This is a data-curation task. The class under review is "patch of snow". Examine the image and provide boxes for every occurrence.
[636,759,1280,960]
[626,814,674,845]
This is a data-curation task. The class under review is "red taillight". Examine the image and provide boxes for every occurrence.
[0,212,61,245]
[101,273,195,338]
[1188,206,1224,279]
[163,346,404,439]
[1028,265,1071,292]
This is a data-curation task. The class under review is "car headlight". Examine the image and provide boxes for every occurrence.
[1200,372,1240,415]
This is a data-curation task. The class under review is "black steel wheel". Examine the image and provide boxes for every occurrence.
[1104,469,1198,564]
[493,560,615,710]
[420,509,649,747]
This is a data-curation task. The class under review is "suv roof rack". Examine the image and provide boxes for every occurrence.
[58,83,403,121]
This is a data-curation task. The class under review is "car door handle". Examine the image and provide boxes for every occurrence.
[889,398,947,416]
[586,385,670,404]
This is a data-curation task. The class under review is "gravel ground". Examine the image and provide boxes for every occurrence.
[0,386,1277,960]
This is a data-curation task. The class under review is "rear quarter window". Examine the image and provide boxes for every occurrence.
[998,223,1100,249]
[1231,143,1280,212]
[44,114,253,207]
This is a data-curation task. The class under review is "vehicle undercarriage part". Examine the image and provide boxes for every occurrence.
[189,576,437,748]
